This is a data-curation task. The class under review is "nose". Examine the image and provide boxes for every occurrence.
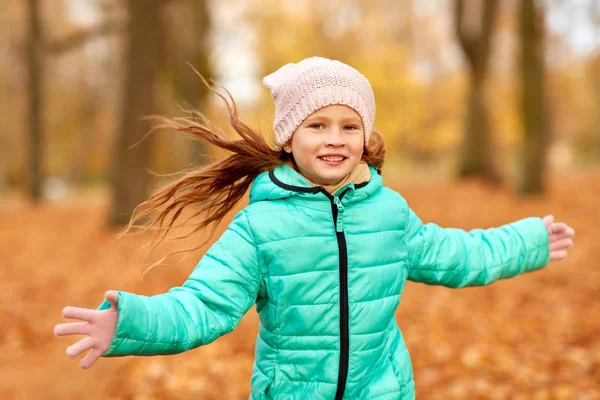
[325,127,345,147]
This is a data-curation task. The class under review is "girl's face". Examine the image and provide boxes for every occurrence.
[285,105,365,186]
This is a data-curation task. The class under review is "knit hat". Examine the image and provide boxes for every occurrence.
[262,56,376,147]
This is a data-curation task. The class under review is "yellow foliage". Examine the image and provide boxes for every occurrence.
[244,0,471,161]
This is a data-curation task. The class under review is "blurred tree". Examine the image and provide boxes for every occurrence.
[453,0,501,184]
[0,129,5,192]
[45,17,125,54]
[518,0,548,193]
[44,1,127,188]
[109,0,162,226]
[0,4,11,194]
[248,0,465,172]
[0,133,6,193]
[26,0,44,202]
[591,1,600,161]
[160,0,213,171]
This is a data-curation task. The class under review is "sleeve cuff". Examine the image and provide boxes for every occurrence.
[509,217,551,272]
[96,291,148,357]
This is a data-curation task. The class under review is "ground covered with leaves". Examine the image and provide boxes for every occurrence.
[1,169,598,399]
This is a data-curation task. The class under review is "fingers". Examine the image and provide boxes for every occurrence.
[80,348,102,369]
[550,238,574,251]
[550,250,568,261]
[105,291,119,308]
[562,226,575,238]
[54,322,91,337]
[549,225,575,243]
[62,306,97,322]
[547,222,574,261]
[549,228,575,242]
[549,222,568,234]
[542,215,554,227]
[66,336,95,358]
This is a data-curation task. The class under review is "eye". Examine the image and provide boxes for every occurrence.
[310,123,325,129]
[344,125,359,130]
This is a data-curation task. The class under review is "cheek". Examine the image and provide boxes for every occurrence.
[290,146,310,170]
[293,136,320,158]
[348,137,365,157]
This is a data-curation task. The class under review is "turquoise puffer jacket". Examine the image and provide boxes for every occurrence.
[99,163,550,399]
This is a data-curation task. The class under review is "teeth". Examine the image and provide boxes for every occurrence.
[321,157,344,162]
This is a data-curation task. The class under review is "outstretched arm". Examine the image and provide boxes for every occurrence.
[55,210,261,367]
[404,203,573,288]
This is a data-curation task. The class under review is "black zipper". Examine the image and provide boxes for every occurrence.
[267,168,370,399]
[319,187,351,400]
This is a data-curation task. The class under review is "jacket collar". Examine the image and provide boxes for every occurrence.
[249,163,382,204]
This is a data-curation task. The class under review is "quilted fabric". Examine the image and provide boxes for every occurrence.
[99,163,550,399]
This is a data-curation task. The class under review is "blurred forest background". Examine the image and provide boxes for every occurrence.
[1,0,599,399]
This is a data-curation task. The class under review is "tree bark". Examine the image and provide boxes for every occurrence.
[454,0,501,184]
[164,0,212,170]
[26,0,43,202]
[518,0,548,194]
[109,0,162,226]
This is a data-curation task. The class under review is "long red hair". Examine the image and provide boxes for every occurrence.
[118,73,386,271]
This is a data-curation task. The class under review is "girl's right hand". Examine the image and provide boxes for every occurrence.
[54,290,119,369]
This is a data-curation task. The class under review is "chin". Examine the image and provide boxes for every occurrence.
[314,170,350,185]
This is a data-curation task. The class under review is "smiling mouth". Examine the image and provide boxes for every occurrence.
[318,156,346,162]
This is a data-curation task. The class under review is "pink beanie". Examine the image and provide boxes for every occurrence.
[262,57,376,147]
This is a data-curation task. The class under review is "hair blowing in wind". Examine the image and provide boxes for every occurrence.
[116,67,385,273]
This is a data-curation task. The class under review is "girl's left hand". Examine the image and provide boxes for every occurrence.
[542,215,575,262]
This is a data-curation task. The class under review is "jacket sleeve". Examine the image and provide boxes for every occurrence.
[404,202,550,288]
[97,210,261,357]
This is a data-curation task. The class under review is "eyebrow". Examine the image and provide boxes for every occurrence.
[305,115,362,124]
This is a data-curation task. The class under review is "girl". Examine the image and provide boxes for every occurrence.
[54,57,575,399]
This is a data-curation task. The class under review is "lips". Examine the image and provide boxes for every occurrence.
[318,154,347,161]
[318,154,347,166]
[319,156,345,162]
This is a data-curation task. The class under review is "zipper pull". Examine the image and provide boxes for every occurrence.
[334,197,344,233]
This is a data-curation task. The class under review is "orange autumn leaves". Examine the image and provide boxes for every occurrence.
[1,168,599,399]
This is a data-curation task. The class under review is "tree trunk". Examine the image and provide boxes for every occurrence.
[66,90,98,184]
[26,0,43,202]
[595,57,600,161]
[0,136,6,194]
[461,72,498,181]
[518,0,548,194]
[109,0,162,226]
[592,3,600,161]
[454,0,501,184]
[165,0,212,170]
